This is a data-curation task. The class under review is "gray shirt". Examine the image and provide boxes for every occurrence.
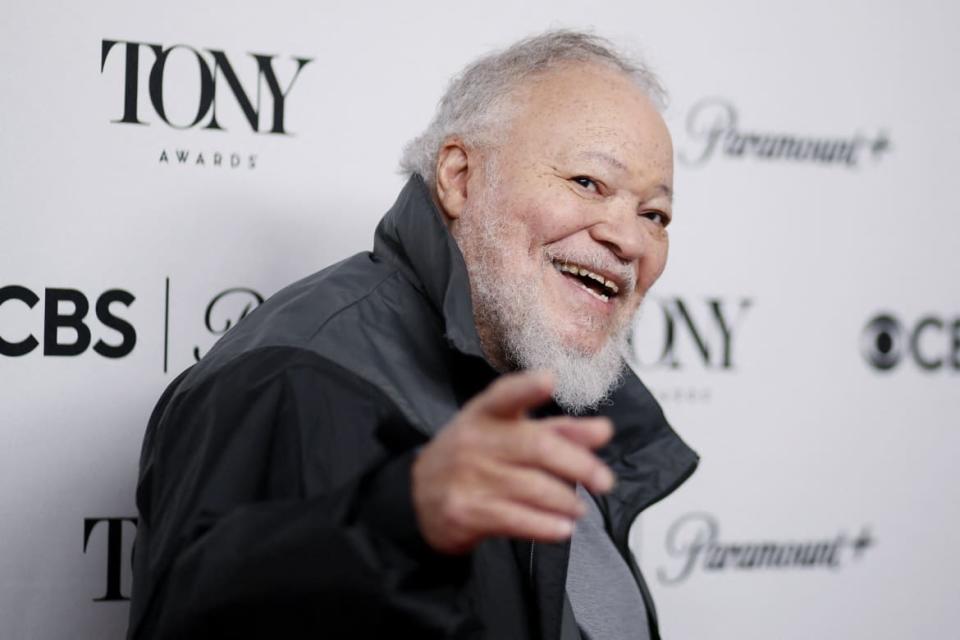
[565,485,650,640]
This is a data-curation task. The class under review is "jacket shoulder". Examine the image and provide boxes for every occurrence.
[184,252,406,383]
[175,251,454,433]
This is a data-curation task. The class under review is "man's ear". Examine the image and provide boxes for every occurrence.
[435,138,471,223]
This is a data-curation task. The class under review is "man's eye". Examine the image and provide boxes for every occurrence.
[572,176,599,193]
[642,211,670,227]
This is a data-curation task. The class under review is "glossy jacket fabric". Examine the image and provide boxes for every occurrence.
[127,175,699,639]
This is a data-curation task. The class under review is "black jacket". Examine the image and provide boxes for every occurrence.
[128,175,698,640]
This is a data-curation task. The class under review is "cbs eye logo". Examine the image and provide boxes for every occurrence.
[861,313,960,372]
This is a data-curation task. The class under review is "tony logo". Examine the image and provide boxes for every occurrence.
[101,39,312,134]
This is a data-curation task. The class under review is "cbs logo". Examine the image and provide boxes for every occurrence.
[0,286,135,358]
[861,313,959,371]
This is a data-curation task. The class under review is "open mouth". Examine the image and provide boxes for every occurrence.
[552,260,621,303]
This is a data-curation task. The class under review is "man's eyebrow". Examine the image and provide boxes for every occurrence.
[577,151,674,203]
[578,151,628,172]
[652,183,674,203]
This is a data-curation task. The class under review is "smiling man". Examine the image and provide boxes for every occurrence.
[436,59,674,413]
[129,30,697,640]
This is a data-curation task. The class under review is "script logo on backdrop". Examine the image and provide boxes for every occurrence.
[100,39,313,170]
[159,278,267,372]
[628,296,753,403]
[0,285,136,358]
[861,311,960,371]
[679,98,891,168]
[193,287,264,361]
[657,512,875,585]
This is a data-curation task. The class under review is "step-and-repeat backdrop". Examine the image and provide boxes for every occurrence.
[2,1,957,638]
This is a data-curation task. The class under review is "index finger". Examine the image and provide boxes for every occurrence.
[470,370,555,419]
[505,422,616,494]
[543,416,614,450]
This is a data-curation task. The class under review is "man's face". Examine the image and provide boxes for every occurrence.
[454,62,673,374]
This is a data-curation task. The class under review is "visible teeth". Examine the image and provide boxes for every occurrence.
[554,260,618,297]
[572,279,609,302]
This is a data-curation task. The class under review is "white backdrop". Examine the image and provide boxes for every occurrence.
[2,1,958,638]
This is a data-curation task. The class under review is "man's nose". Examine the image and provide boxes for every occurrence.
[587,200,646,263]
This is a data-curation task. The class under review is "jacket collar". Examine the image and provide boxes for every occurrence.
[373,174,488,361]
[373,175,699,525]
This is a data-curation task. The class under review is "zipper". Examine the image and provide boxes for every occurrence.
[528,538,536,580]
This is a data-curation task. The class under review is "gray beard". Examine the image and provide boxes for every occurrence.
[453,184,632,414]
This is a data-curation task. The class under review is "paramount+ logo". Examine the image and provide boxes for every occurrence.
[192,287,264,361]
[679,98,891,169]
[657,512,875,585]
[861,312,960,372]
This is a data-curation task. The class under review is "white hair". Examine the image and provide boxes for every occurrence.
[399,29,667,188]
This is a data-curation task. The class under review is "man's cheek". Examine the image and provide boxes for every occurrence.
[644,248,669,288]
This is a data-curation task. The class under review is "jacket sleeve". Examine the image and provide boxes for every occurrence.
[129,347,471,639]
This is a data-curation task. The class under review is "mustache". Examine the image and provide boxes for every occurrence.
[543,246,637,291]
